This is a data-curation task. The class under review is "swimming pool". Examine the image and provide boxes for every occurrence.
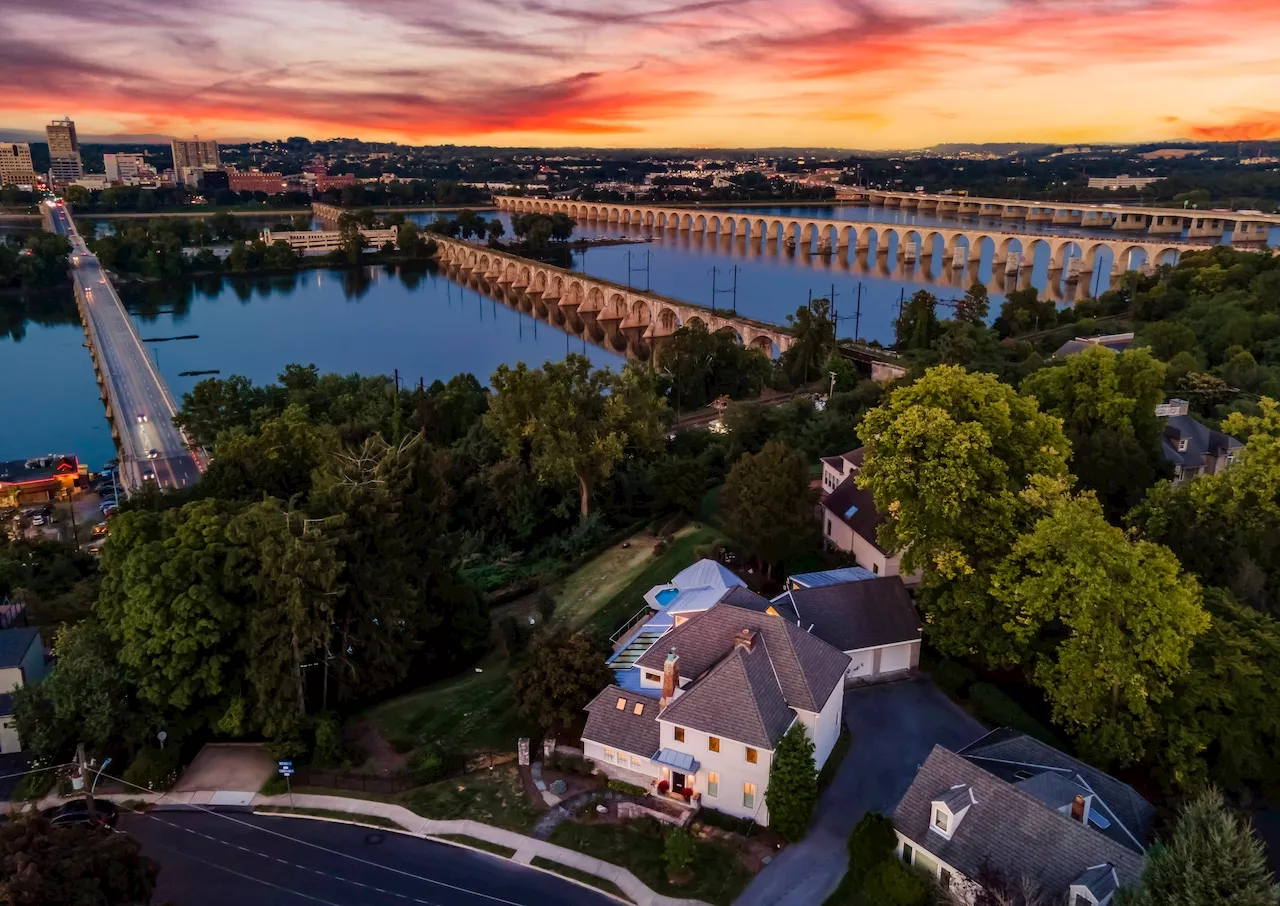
[655,588,679,607]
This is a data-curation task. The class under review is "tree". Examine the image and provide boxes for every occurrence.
[721,441,816,575]
[895,290,940,350]
[994,288,1056,337]
[954,283,990,324]
[858,366,1072,659]
[767,723,818,841]
[198,404,336,502]
[1118,789,1280,906]
[486,355,667,518]
[659,321,771,411]
[64,185,90,206]
[1021,346,1168,514]
[0,817,158,906]
[513,633,613,733]
[337,213,367,264]
[780,298,836,385]
[994,495,1208,764]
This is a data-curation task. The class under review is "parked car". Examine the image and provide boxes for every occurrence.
[91,524,108,537]
[41,799,119,829]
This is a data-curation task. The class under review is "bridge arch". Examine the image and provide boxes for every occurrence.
[656,307,681,333]
[748,334,774,357]
[563,281,584,307]
[686,315,708,331]
[516,265,531,287]
[531,271,547,294]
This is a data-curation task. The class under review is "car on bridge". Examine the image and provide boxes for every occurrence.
[148,449,159,459]
[137,413,148,423]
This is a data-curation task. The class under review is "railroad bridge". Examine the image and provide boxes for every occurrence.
[431,236,794,361]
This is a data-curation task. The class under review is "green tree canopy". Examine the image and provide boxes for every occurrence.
[513,633,614,733]
[657,321,772,412]
[994,495,1208,765]
[0,818,158,906]
[857,365,1071,659]
[721,440,817,575]
[780,298,836,385]
[767,723,818,841]
[486,355,667,517]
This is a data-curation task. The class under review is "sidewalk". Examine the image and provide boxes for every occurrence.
[12,789,710,906]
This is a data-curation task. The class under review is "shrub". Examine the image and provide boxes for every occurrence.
[311,713,343,767]
[387,734,417,754]
[11,769,56,801]
[860,859,933,906]
[680,787,693,802]
[847,812,897,884]
[547,753,595,777]
[968,682,1062,748]
[657,779,670,794]
[535,589,557,623]
[608,779,650,797]
[121,746,181,792]
[663,829,697,876]
[927,657,976,698]
[260,775,289,796]
[696,807,757,836]
[412,745,453,785]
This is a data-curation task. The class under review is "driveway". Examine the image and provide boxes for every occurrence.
[173,743,274,795]
[734,677,985,906]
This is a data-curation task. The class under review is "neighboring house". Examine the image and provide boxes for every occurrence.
[584,602,850,826]
[1050,332,1134,359]
[767,576,923,681]
[818,447,917,584]
[0,627,48,754]
[893,731,1154,904]
[1156,399,1242,483]
[786,566,878,590]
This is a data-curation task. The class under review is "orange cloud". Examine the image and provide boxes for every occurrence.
[1188,113,1280,141]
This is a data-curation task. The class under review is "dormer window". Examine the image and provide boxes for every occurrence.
[933,809,949,833]
[929,784,973,841]
[1177,437,1189,452]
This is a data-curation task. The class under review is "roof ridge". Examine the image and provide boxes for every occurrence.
[749,631,789,737]
[659,646,770,746]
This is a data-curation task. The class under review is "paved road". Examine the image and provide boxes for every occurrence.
[735,678,985,906]
[120,811,612,906]
[45,200,202,490]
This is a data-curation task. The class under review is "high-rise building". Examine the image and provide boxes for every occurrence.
[46,118,83,182]
[104,152,148,184]
[170,137,220,184]
[0,142,38,186]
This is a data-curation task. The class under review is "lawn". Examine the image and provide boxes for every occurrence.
[553,529,678,630]
[530,857,632,901]
[550,817,752,906]
[402,765,542,833]
[366,661,535,756]
[578,525,726,642]
[255,806,405,830]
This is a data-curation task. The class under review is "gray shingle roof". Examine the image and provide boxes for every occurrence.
[718,586,775,613]
[1159,414,1242,469]
[658,635,796,749]
[582,685,661,757]
[633,603,850,713]
[784,577,922,652]
[821,479,889,554]
[893,746,1145,897]
[0,628,39,670]
[959,729,1155,852]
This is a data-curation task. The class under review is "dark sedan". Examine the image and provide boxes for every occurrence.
[41,799,119,829]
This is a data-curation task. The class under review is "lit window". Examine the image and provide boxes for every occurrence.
[631,755,642,770]
[934,809,949,833]
[745,747,758,764]
[709,736,720,753]
[616,697,626,710]
[1177,438,1188,452]
[743,783,756,809]
[633,702,644,715]
[645,672,661,683]
[707,772,719,797]
[604,749,617,764]
[674,727,685,743]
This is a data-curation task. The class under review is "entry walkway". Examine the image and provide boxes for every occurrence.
[14,788,708,906]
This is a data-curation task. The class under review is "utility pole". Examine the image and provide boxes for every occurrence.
[854,281,863,342]
[77,742,96,822]
[625,249,651,291]
[710,266,739,313]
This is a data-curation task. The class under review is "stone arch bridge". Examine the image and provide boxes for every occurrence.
[431,236,794,361]
[496,196,1212,280]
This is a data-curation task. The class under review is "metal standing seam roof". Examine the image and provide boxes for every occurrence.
[670,559,747,591]
[788,566,878,588]
[0,628,40,669]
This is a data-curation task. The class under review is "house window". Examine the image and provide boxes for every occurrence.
[604,749,617,764]
[872,563,879,575]
[902,843,913,864]
[633,703,644,715]
[743,783,756,809]
[1177,438,1189,452]
[615,697,627,711]
[645,672,661,683]
[631,755,643,770]
[940,868,952,888]
[709,736,720,753]
[826,518,832,536]
[1227,452,1236,464]
[933,809,949,833]
[745,747,758,764]
[674,727,685,743]
[707,772,719,797]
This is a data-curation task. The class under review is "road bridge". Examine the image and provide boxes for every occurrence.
[43,200,203,491]
[857,190,1278,244]
[496,196,1221,282]
[431,236,794,360]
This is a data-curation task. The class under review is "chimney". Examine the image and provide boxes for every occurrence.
[660,650,679,706]
[1071,794,1086,823]
[734,629,757,652]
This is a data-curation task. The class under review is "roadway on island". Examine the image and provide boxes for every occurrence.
[119,811,612,906]
[45,200,202,489]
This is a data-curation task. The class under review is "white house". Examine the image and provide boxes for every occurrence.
[893,732,1153,904]
[0,628,48,754]
[818,448,918,584]
[583,602,850,826]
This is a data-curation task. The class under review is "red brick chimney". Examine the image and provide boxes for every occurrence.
[734,629,757,652]
[1071,794,1086,822]
[660,650,679,706]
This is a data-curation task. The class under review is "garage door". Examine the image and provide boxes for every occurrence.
[845,650,874,679]
[878,643,914,674]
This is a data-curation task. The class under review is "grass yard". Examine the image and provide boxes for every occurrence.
[435,834,518,858]
[402,766,542,833]
[549,817,752,906]
[255,806,405,830]
[578,525,726,641]
[554,526,690,631]
[366,660,534,755]
[530,857,632,901]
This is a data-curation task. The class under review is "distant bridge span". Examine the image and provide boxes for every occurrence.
[431,236,794,360]
[496,196,1218,280]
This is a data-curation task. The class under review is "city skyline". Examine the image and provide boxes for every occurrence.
[4,0,1280,148]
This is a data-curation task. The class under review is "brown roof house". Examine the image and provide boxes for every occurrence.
[819,447,919,585]
[582,603,850,826]
[892,730,1154,904]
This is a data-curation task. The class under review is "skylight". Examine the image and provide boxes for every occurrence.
[844,504,859,518]
[1088,810,1112,830]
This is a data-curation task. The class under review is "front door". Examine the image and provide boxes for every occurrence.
[671,771,686,793]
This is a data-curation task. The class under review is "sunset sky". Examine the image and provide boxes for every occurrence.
[5,0,1280,148]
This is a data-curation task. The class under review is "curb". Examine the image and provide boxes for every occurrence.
[250,808,417,836]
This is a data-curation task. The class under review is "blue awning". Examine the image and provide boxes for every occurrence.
[653,748,700,774]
